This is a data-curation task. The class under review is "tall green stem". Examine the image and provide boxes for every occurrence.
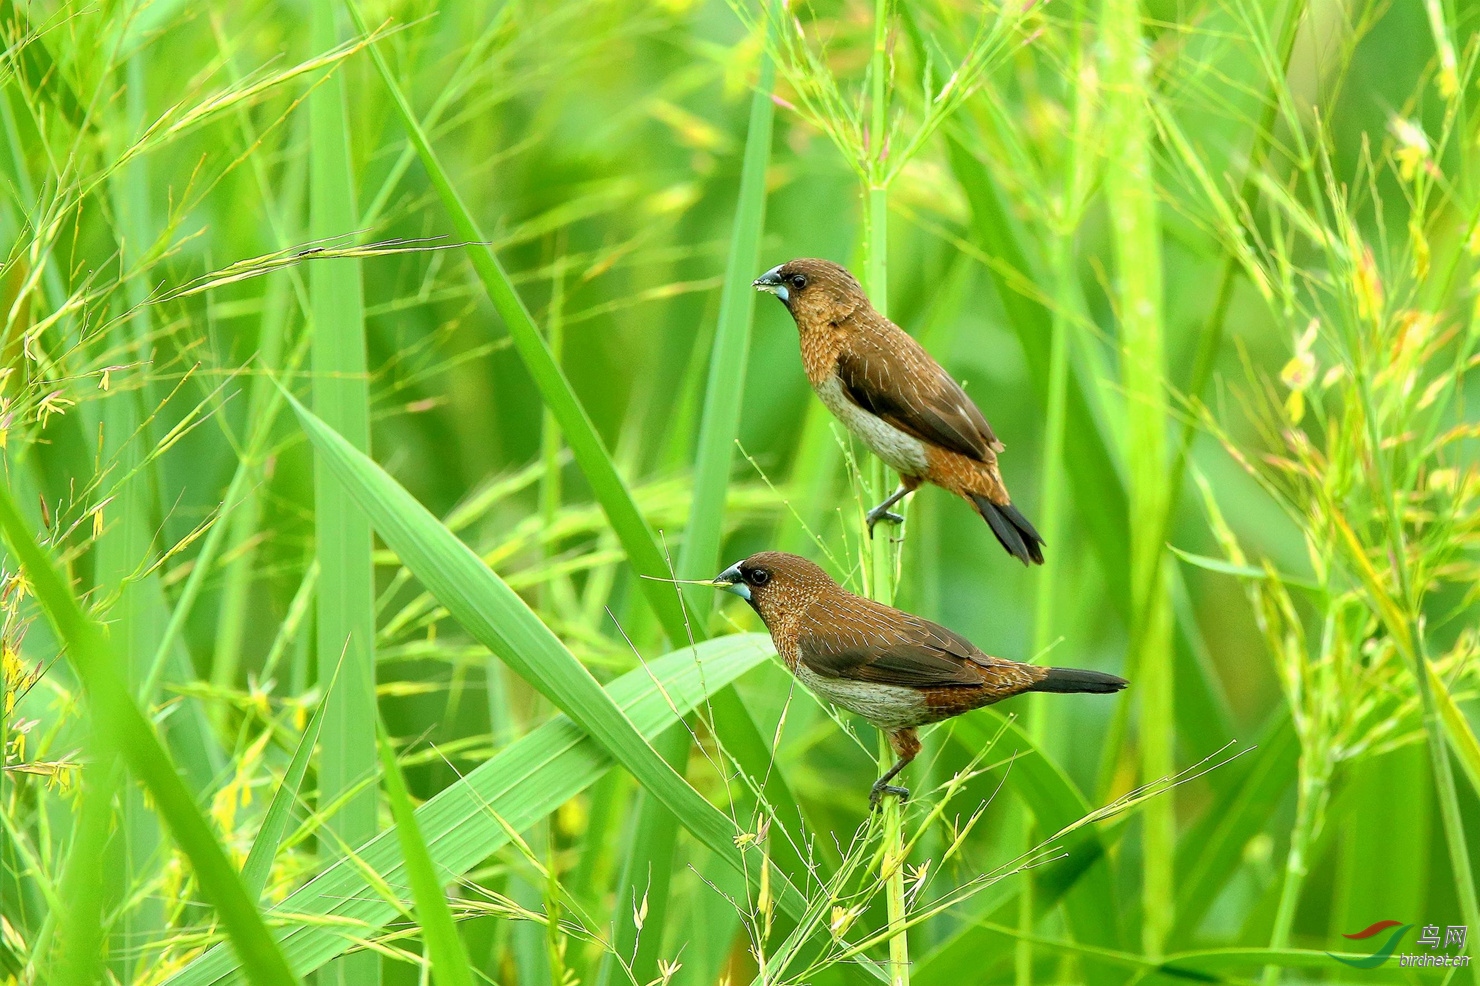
[863,4,907,985]
[540,255,579,618]
[309,2,377,984]
[1261,768,1327,986]
[1100,0,1173,959]
[678,2,776,609]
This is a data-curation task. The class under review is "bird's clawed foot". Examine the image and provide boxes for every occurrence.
[865,505,905,538]
[865,485,911,538]
[869,781,910,810]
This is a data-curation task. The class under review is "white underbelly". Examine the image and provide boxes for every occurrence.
[815,375,928,476]
[795,662,928,731]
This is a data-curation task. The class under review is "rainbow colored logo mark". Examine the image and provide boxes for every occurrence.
[1331,921,1413,968]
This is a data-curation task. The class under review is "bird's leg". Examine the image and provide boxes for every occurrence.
[865,485,910,537]
[869,727,921,809]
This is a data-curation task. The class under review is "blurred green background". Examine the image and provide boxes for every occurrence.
[1,0,1478,984]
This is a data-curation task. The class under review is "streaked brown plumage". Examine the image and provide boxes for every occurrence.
[754,258,1045,565]
[710,551,1127,806]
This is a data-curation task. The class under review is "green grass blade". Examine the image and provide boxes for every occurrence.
[375,718,477,986]
[1099,0,1173,957]
[240,653,341,902]
[308,7,378,986]
[284,391,813,921]
[677,0,776,605]
[166,634,775,985]
[103,51,172,976]
[0,481,302,986]
[341,0,688,644]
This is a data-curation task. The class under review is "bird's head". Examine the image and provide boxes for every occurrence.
[709,551,835,628]
[753,258,867,327]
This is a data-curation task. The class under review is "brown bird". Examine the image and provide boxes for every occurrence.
[754,258,1044,564]
[709,551,1126,806]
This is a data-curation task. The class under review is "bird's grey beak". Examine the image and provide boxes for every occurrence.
[708,563,750,601]
[753,266,788,303]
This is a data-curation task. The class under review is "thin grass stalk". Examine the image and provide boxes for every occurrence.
[860,4,908,983]
[539,254,577,617]
[1099,0,1172,959]
[210,275,294,700]
[677,0,776,611]
[1260,769,1327,986]
[308,4,378,984]
[212,104,311,701]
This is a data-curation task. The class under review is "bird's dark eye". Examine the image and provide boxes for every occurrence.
[746,568,771,587]
[789,274,807,290]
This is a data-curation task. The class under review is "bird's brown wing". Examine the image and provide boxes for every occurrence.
[796,593,995,689]
[835,325,1003,461]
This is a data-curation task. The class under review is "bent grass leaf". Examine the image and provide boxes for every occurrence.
[167,634,776,985]
[281,393,815,918]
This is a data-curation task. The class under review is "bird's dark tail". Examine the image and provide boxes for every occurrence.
[1029,667,1128,694]
[971,495,1045,566]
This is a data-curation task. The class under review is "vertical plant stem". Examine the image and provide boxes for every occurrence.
[213,100,311,702]
[1094,0,1307,805]
[540,254,579,618]
[309,3,377,984]
[862,4,908,984]
[864,181,894,610]
[100,51,166,983]
[677,2,776,610]
[863,10,893,603]
[1261,769,1327,986]
[1101,0,1173,960]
